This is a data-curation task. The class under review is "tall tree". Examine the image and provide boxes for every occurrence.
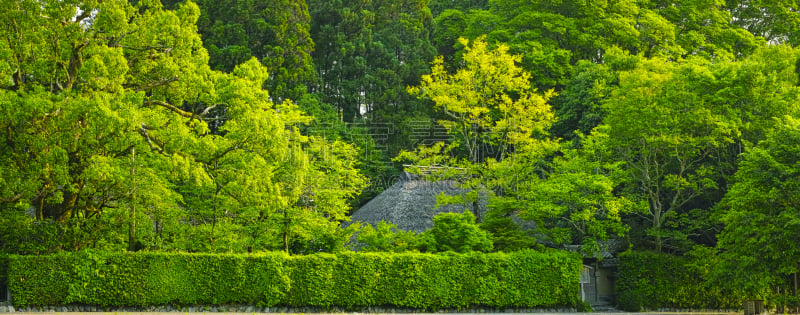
[0,0,368,254]
[504,133,639,255]
[363,0,437,122]
[0,0,210,223]
[601,56,741,252]
[725,0,800,45]
[717,116,800,299]
[643,0,763,59]
[163,0,317,102]
[405,36,555,165]
[308,0,374,123]
[174,59,368,254]
[400,36,556,222]
[403,37,634,253]
[428,0,488,16]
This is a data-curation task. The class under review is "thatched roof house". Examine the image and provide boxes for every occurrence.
[349,172,486,232]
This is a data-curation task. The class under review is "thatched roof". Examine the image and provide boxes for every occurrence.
[349,172,487,232]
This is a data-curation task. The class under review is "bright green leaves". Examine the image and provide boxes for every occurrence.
[8,251,581,308]
[178,0,316,101]
[408,36,555,164]
[600,57,735,252]
[357,221,420,253]
[124,1,213,106]
[79,45,129,93]
[0,0,368,254]
[401,36,556,231]
[727,0,800,45]
[175,59,367,254]
[517,139,639,255]
[419,211,493,253]
[716,117,800,295]
[403,35,632,255]
[594,46,800,253]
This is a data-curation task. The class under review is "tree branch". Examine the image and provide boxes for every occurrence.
[200,104,219,116]
[120,45,173,52]
[145,100,195,119]
[138,122,168,154]
[107,30,137,48]
[0,193,22,203]
[127,76,178,91]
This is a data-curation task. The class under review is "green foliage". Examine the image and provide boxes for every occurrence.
[602,57,733,252]
[616,251,746,310]
[400,35,559,228]
[510,136,639,255]
[0,0,204,223]
[404,35,634,254]
[479,204,536,252]
[0,0,368,256]
[0,252,6,300]
[8,251,291,307]
[600,45,800,253]
[283,250,581,308]
[8,250,581,309]
[2,0,800,298]
[550,53,625,140]
[407,36,556,165]
[726,0,800,46]
[429,0,488,16]
[0,209,128,254]
[309,0,436,129]
[716,117,800,298]
[357,221,420,253]
[419,211,493,253]
[163,0,317,101]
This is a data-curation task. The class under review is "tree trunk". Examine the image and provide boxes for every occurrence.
[472,199,481,223]
[283,210,290,253]
[653,207,663,253]
[795,272,798,314]
[655,233,662,253]
[128,147,136,252]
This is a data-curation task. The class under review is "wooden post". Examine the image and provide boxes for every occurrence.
[595,260,600,304]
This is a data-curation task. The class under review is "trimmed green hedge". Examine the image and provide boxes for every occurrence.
[7,250,581,309]
[0,253,7,301]
[8,251,290,307]
[616,251,745,311]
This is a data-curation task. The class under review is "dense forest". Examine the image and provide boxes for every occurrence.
[1,0,800,302]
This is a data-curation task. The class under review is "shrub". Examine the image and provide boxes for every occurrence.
[0,253,7,301]
[617,289,644,311]
[357,221,420,252]
[616,251,745,310]
[8,251,290,307]
[419,211,493,253]
[7,250,581,309]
